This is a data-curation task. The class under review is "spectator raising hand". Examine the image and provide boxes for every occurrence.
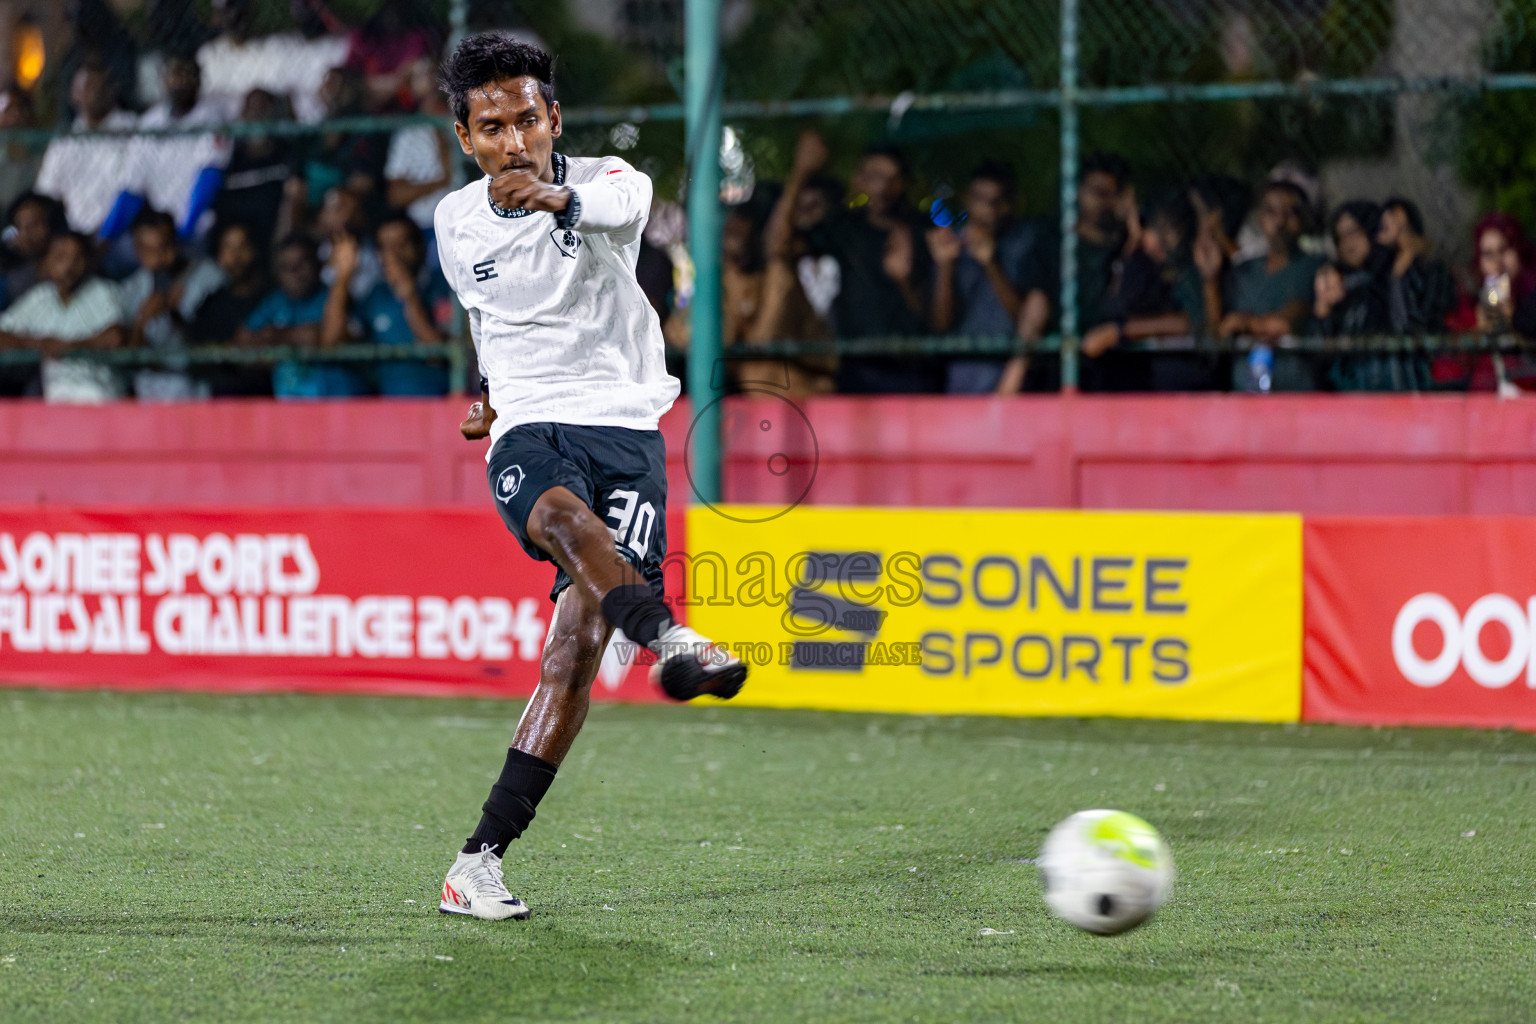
[732,130,837,398]
[330,231,361,287]
[793,129,830,181]
[1312,264,1347,322]
[1117,184,1142,258]
[242,234,364,399]
[882,223,915,287]
[1193,227,1226,340]
[321,230,362,336]
[926,223,963,267]
[930,162,1043,393]
[380,239,417,298]
[1376,197,1453,335]
[1193,227,1224,282]
[964,222,998,269]
[320,232,361,344]
[1080,191,1222,391]
[314,186,381,299]
[322,214,451,396]
[818,144,939,393]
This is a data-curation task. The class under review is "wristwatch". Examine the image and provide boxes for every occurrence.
[554,187,581,230]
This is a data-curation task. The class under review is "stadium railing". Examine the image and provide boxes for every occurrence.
[0,340,469,380]
[9,0,1536,467]
[1,333,1525,394]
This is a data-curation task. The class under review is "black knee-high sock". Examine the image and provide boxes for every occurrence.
[600,583,674,648]
[462,748,558,856]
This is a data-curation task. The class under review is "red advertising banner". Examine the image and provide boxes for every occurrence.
[1304,517,1536,730]
[0,506,675,701]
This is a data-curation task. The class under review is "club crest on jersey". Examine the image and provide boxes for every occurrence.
[550,228,582,259]
[496,465,525,503]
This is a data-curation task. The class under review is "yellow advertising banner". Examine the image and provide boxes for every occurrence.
[681,507,1302,722]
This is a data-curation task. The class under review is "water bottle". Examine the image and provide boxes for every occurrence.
[1246,344,1273,394]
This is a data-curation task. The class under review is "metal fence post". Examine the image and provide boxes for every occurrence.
[685,0,724,504]
[1058,0,1080,392]
[448,339,468,396]
[442,0,470,385]
[448,0,468,52]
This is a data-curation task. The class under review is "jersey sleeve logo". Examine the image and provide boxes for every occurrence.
[550,229,582,259]
[474,259,498,282]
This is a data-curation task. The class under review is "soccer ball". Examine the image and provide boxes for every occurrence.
[1037,809,1174,935]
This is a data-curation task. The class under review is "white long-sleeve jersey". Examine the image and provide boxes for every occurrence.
[434,153,679,448]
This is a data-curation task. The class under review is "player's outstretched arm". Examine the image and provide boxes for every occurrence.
[561,163,652,237]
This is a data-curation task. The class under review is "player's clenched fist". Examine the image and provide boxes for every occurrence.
[489,168,572,215]
[460,388,497,440]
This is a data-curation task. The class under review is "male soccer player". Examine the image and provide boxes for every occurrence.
[433,34,747,920]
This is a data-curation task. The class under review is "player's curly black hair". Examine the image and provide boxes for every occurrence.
[438,33,556,127]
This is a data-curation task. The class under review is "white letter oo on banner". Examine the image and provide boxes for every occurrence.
[1392,592,1536,689]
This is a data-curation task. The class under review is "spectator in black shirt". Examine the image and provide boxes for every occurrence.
[60,0,139,116]
[1313,201,1390,337]
[1316,200,1427,391]
[190,221,271,395]
[1377,196,1454,335]
[0,192,64,395]
[213,89,303,249]
[809,141,938,393]
[1188,174,1250,267]
[1082,191,1222,391]
[998,152,1133,394]
[2,192,66,309]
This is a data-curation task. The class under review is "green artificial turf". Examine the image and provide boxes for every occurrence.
[1,688,1534,1023]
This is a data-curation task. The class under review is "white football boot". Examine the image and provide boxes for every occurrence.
[649,624,748,701]
[439,844,531,920]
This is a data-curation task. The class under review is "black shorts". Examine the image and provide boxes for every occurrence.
[486,421,668,603]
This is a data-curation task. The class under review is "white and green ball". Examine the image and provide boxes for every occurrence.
[1038,809,1174,935]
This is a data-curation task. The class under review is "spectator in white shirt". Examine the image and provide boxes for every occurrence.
[385,58,460,241]
[197,0,349,125]
[106,54,234,241]
[0,232,125,403]
[315,186,382,301]
[33,64,136,235]
[119,208,226,400]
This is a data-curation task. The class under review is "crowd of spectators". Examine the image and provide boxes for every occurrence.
[0,3,1529,402]
[706,130,1535,399]
[0,0,459,401]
